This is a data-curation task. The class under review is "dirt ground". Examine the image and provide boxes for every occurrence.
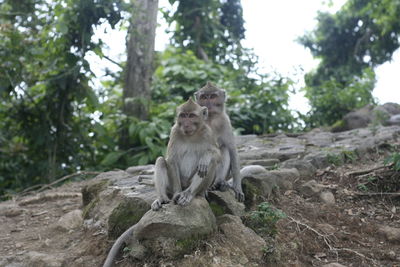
[1,150,400,266]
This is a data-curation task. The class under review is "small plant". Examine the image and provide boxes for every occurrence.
[327,153,343,166]
[357,183,369,192]
[384,152,400,171]
[243,202,286,237]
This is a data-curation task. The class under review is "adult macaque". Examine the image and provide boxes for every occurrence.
[195,82,244,202]
[151,97,221,210]
[103,98,220,267]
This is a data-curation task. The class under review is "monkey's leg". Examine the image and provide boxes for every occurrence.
[228,145,244,202]
[151,157,172,211]
[211,146,231,191]
[174,156,217,206]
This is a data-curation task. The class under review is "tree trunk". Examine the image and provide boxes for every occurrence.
[123,0,158,120]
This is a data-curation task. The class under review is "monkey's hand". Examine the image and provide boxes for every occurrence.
[173,191,193,206]
[198,154,212,178]
[210,180,230,192]
[151,198,170,211]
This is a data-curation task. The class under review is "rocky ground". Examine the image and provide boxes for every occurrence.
[1,125,400,267]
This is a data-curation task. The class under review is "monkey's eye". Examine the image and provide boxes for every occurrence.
[210,94,218,99]
[179,113,187,118]
[200,95,207,100]
[188,113,196,118]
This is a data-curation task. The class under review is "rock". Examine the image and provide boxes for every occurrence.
[218,214,266,262]
[319,191,335,205]
[341,105,374,131]
[242,171,277,208]
[129,197,216,258]
[269,168,300,190]
[304,152,330,169]
[380,102,400,115]
[126,164,154,175]
[56,209,83,231]
[388,114,400,126]
[379,226,400,243]
[207,191,245,217]
[299,180,324,197]
[281,159,317,180]
[81,171,155,239]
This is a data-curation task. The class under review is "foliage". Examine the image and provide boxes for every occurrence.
[165,0,245,64]
[243,202,286,237]
[303,67,376,127]
[153,47,298,134]
[299,0,400,127]
[384,152,400,172]
[0,0,125,197]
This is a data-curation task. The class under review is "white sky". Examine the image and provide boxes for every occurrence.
[89,0,400,114]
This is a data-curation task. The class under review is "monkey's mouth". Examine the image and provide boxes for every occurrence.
[183,129,195,135]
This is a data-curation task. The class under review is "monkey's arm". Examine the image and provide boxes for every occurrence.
[174,148,218,206]
[103,224,137,267]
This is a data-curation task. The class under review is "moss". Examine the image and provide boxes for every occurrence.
[82,198,97,219]
[242,179,263,209]
[209,202,226,217]
[108,198,150,239]
[174,235,203,257]
[81,179,109,206]
[331,119,346,132]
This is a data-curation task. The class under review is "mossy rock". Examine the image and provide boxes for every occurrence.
[81,179,109,206]
[108,197,150,239]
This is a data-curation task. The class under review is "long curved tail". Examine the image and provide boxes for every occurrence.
[240,165,267,178]
[103,224,137,267]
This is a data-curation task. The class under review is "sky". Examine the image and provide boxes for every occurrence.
[88,0,400,114]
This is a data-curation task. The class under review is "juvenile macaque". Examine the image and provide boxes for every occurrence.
[151,97,221,210]
[195,82,244,202]
[103,98,221,267]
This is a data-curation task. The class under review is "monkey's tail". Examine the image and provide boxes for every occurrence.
[103,224,137,267]
[240,165,267,178]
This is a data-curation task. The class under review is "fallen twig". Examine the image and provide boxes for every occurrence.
[346,164,393,177]
[37,171,100,192]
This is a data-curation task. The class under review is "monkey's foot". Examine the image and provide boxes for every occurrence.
[173,191,193,206]
[210,180,230,192]
[151,198,170,211]
[232,186,245,202]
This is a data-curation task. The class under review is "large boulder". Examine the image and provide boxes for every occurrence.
[128,197,217,259]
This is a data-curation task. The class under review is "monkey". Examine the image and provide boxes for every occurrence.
[194,82,244,202]
[151,97,221,210]
[103,98,220,267]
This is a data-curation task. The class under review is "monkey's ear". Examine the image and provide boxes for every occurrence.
[194,91,199,101]
[201,106,208,120]
[220,89,226,101]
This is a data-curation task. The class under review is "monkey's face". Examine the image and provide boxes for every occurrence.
[177,111,202,136]
[195,91,225,115]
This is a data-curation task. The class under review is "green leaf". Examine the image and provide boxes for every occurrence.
[101,151,125,166]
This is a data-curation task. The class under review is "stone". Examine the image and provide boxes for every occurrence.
[56,209,83,231]
[281,159,316,180]
[126,164,154,175]
[218,214,266,262]
[269,168,300,191]
[379,226,400,243]
[299,180,324,197]
[304,152,330,169]
[319,191,335,205]
[81,171,155,238]
[207,190,245,217]
[388,114,400,126]
[317,223,336,234]
[129,197,216,258]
